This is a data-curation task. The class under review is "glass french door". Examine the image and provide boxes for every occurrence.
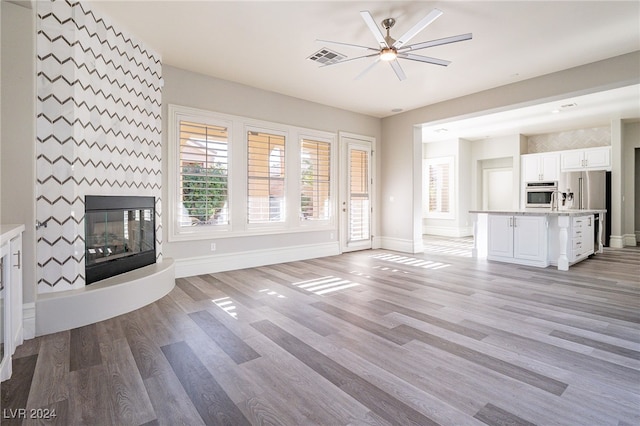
[341,137,372,252]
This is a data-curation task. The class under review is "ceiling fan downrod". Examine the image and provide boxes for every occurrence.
[380,18,397,60]
[381,18,396,46]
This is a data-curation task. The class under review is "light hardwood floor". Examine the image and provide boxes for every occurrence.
[2,238,639,425]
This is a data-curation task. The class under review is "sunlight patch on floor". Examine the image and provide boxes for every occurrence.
[291,276,360,295]
[212,297,238,319]
[258,288,286,298]
[370,253,451,270]
[423,236,473,258]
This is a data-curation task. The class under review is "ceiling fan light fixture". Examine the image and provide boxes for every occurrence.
[380,47,397,61]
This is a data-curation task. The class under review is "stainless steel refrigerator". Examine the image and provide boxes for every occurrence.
[559,170,611,246]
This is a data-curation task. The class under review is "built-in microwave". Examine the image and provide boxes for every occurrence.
[525,181,557,208]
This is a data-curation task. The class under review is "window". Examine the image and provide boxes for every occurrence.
[247,130,286,223]
[300,138,331,221]
[349,148,370,241]
[169,104,337,241]
[423,156,454,218]
[178,120,229,227]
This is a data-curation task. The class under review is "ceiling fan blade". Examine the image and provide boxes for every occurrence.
[389,59,406,81]
[355,58,381,80]
[392,8,443,49]
[316,39,378,52]
[399,33,473,52]
[319,52,379,67]
[397,53,451,66]
[360,10,389,48]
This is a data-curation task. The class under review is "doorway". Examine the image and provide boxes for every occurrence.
[340,134,374,252]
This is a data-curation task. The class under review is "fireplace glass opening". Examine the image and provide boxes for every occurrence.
[85,196,156,284]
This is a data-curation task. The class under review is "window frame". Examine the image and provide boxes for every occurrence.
[168,105,234,241]
[423,156,455,219]
[168,104,337,242]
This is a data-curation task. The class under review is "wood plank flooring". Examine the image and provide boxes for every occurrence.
[2,238,639,425]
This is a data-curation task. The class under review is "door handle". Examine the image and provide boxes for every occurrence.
[14,250,21,269]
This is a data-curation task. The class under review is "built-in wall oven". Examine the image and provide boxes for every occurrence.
[525,181,557,208]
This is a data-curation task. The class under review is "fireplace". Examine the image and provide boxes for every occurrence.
[85,196,156,285]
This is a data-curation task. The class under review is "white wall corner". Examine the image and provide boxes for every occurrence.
[23,302,36,340]
[372,236,383,249]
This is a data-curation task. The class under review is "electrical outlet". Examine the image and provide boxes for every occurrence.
[330,232,334,239]
[210,243,216,251]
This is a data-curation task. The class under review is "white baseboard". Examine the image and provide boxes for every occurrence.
[23,302,36,340]
[608,235,636,248]
[174,242,340,278]
[623,234,637,247]
[378,236,422,254]
[609,235,624,248]
[422,225,474,238]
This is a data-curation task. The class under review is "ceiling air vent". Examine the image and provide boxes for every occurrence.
[307,48,346,66]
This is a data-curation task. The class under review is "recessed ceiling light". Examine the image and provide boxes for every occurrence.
[391,108,403,113]
[561,103,577,109]
[434,128,449,133]
[551,109,560,114]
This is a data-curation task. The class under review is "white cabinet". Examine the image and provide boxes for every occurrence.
[570,214,594,261]
[1,225,24,382]
[561,147,611,171]
[487,215,548,267]
[522,153,560,182]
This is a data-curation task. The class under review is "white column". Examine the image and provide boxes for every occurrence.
[557,215,570,271]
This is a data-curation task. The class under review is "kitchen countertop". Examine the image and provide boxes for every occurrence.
[1,224,25,245]
[469,209,606,216]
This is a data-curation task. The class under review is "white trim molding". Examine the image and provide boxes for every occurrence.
[422,225,474,238]
[623,234,637,247]
[379,236,423,254]
[23,302,36,340]
[609,235,624,248]
[175,242,340,278]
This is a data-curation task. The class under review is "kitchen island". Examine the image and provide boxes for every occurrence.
[470,209,605,271]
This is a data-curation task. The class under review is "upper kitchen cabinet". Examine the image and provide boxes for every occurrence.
[561,147,611,171]
[522,152,560,182]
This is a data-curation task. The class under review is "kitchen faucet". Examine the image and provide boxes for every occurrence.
[550,190,566,211]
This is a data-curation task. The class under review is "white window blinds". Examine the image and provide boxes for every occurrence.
[247,131,286,223]
[423,157,454,218]
[178,120,229,227]
[301,139,331,221]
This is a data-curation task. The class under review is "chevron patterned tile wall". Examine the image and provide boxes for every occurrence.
[527,126,611,153]
[36,0,163,293]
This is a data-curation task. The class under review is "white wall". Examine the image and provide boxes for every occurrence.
[380,52,640,251]
[623,121,640,244]
[161,65,382,275]
[1,1,36,304]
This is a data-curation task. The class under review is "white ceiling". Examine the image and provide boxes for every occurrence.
[87,0,640,133]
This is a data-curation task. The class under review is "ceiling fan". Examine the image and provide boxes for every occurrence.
[316,9,472,81]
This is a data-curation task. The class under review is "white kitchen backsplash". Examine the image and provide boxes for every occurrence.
[527,126,611,153]
[36,0,162,293]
